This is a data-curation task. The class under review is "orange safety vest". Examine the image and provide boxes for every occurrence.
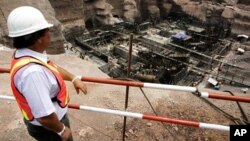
[10,56,69,121]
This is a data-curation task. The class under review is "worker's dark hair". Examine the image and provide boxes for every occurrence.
[13,28,48,49]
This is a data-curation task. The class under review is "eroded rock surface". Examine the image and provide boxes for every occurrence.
[0,0,250,53]
[0,0,65,54]
[123,0,140,22]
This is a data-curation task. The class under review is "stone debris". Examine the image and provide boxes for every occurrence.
[128,129,134,134]
[79,127,95,138]
[146,122,152,127]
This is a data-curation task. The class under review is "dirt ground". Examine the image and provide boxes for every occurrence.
[1,49,250,141]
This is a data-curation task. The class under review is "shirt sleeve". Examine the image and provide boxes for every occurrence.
[18,65,56,118]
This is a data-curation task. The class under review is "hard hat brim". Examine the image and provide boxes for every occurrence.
[8,23,54,37]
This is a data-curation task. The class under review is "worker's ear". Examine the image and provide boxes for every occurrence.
[36,37,43,44]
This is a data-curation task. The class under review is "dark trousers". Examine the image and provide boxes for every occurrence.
[24,114,73,141]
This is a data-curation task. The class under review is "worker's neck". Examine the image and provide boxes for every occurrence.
[29,44,46,53]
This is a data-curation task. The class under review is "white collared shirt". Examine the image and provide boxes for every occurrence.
[14,48,67,126]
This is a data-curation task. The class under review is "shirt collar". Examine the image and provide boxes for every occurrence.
[15,48,48,63]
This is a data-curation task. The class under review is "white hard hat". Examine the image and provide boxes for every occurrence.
[7,6,53,37]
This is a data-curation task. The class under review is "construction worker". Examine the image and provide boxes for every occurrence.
[7,6,87,141]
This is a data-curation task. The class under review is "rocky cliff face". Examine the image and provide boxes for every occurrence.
[0,0,65,54]
[50,0,121,38]
[221,1,250,36]
[93,0,122,25]
[49,0,85,41]
[123,0,140,22]
[238,0,250,4]
[0,0,250,54]
[155,0,250,36]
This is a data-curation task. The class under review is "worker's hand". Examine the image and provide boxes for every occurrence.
[73,78,87,94]
[61,126,72,141]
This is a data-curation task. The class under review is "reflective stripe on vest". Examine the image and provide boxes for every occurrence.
[10,56,69,121]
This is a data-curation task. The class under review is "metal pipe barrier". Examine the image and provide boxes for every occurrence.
[1,68,250,103]
[0,95,229,132]
[80,76,250,103]
[0,68,10,73]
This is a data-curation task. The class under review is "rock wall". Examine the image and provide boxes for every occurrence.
[123,0,140,22]
[49,0,85,41]
[107,0,124,18]
[0,0,250,54]
[229,7,250,36]
[238,0,250,4]
[224,0,239,5]
[138,0,158,19]
[93,0,121,25]
[157,0,173,18]
[53,0,123,42]
[0,0,65,54]
[162,0,250,36]
[0,26,4,44]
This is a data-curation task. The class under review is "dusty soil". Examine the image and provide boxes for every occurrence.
[1,48,250,141]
